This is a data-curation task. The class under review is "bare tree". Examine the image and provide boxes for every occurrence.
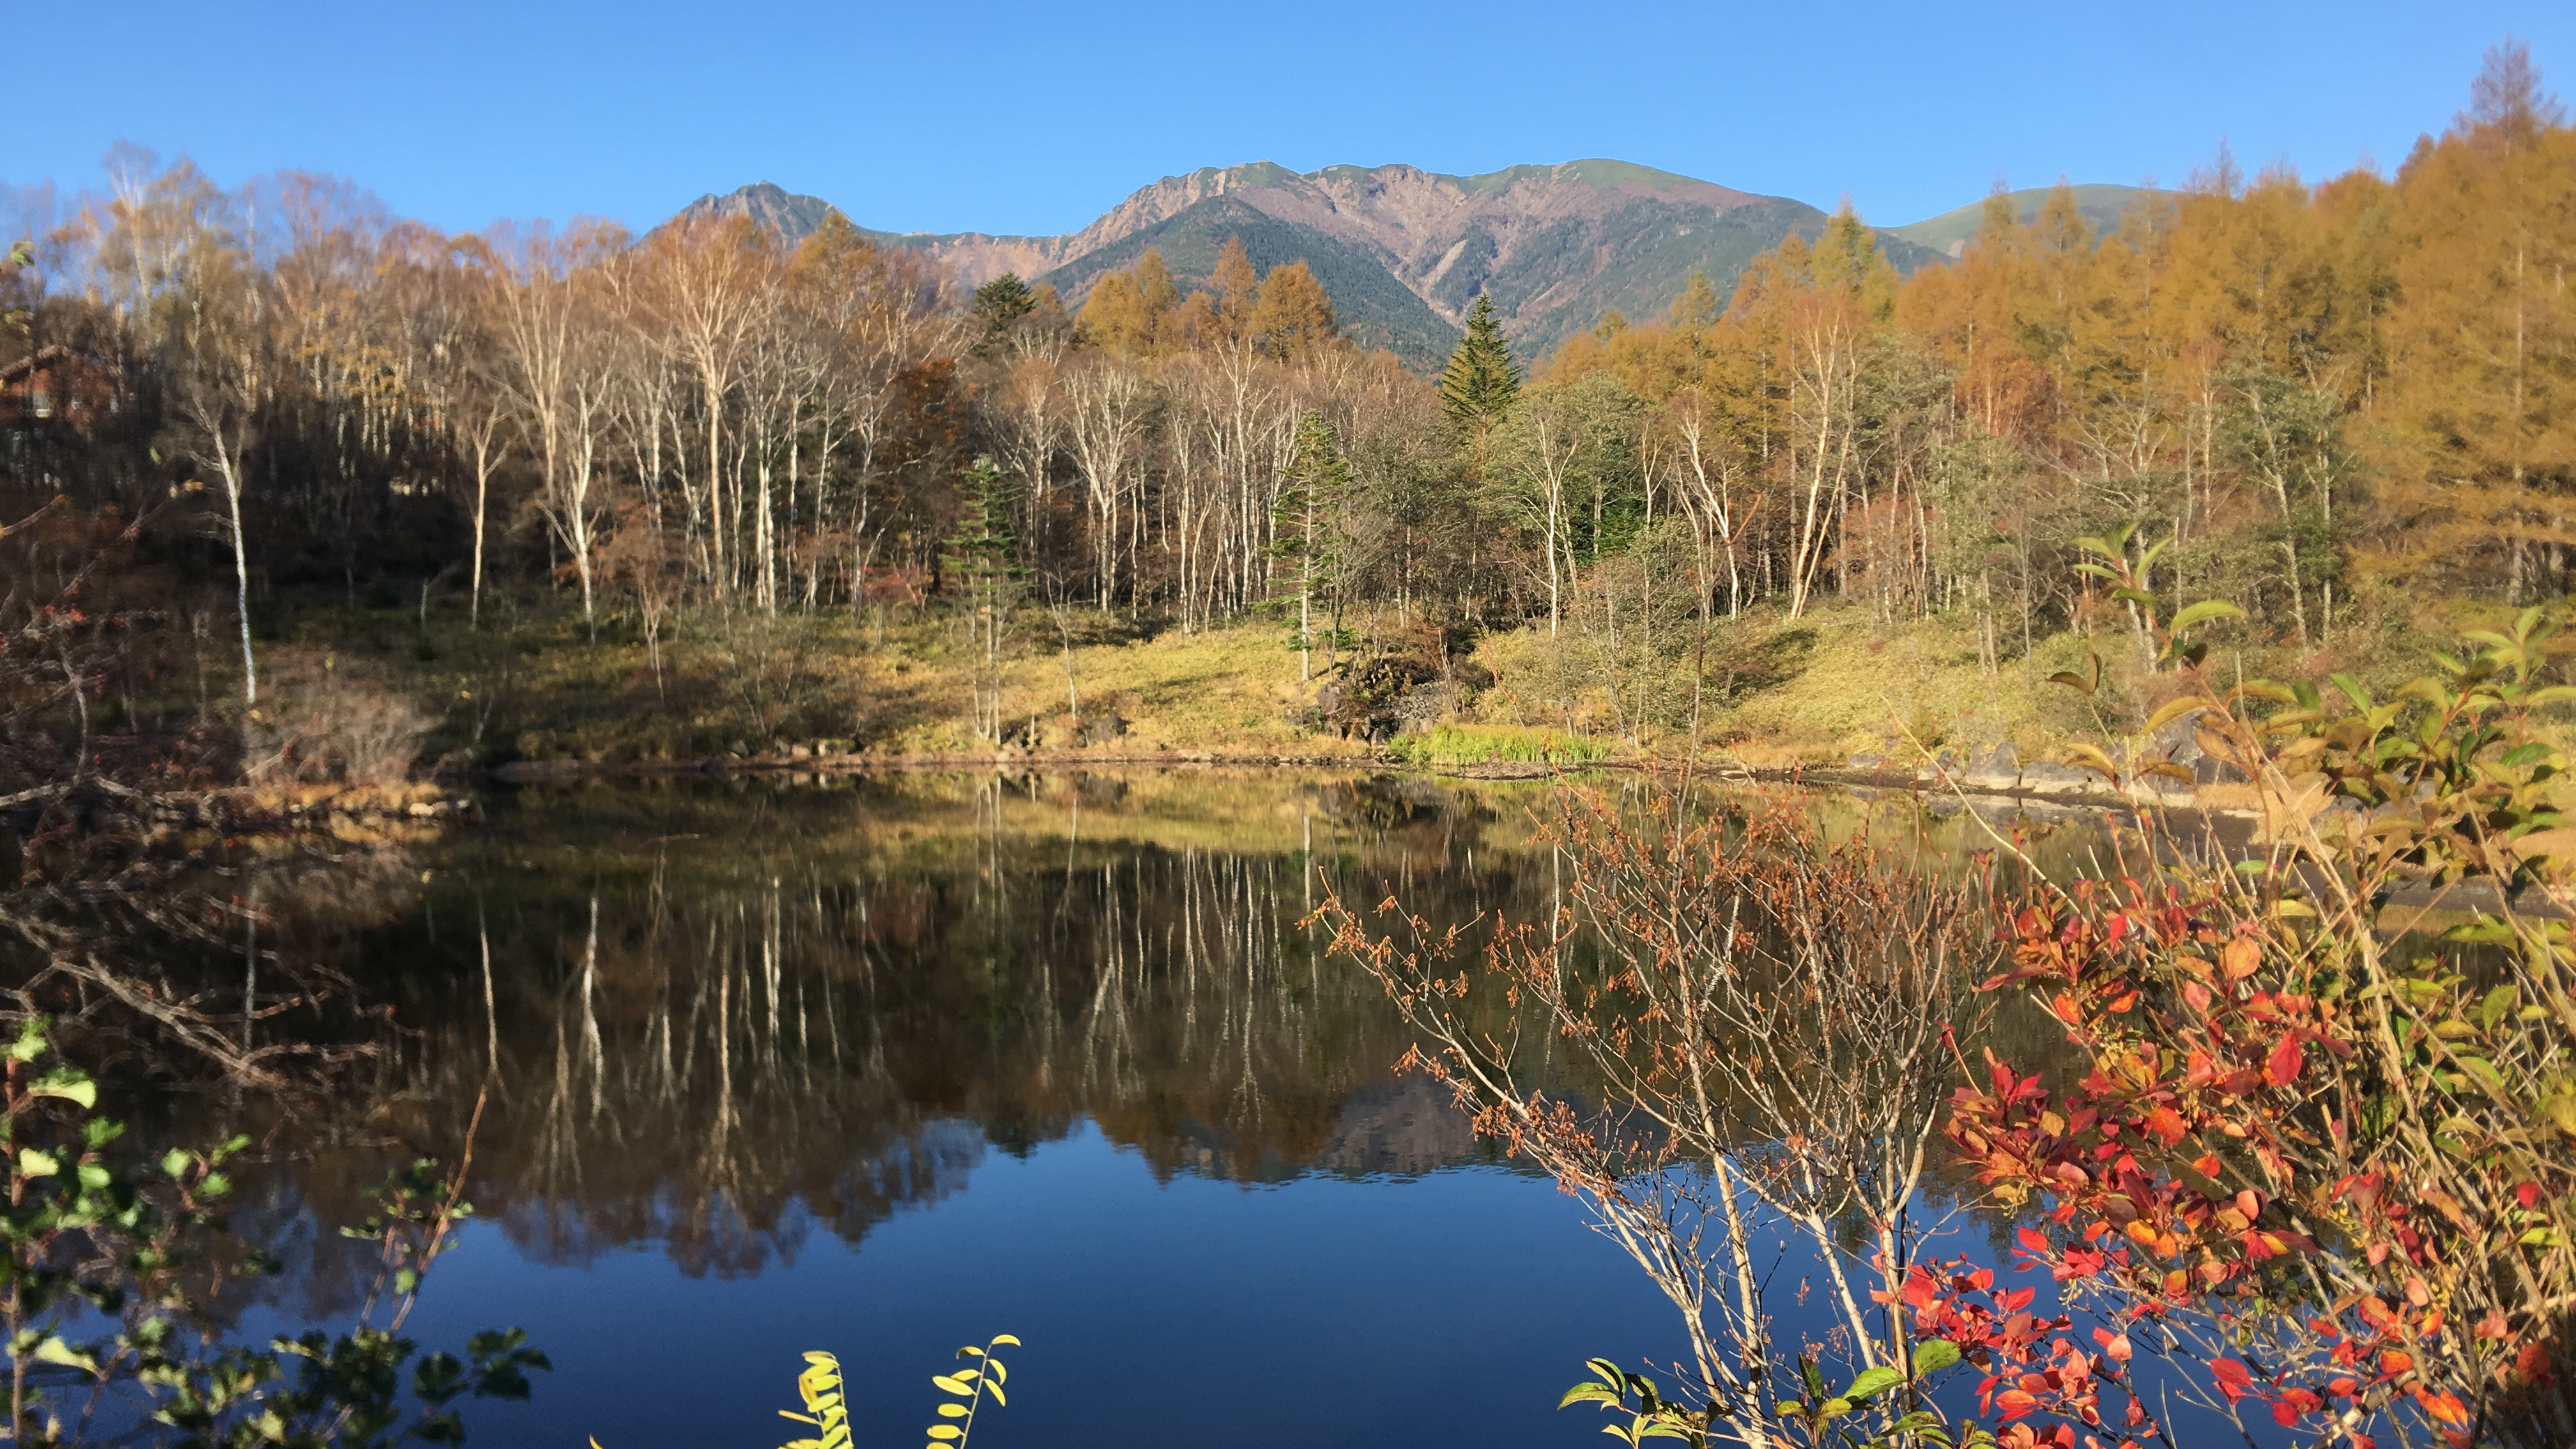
[1323,783,1995,1448]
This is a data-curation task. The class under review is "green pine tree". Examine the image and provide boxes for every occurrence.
[942,457,1025,742]
[1439,293,1521,438]
[969,273,1039,356]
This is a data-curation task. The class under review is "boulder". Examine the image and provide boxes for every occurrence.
[2018,760,2101,797]
[1963,742,2021,792]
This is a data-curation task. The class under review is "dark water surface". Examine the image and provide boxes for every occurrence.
[107,772,2115,1448]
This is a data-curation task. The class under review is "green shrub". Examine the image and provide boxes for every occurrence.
[1389,723,1611,768]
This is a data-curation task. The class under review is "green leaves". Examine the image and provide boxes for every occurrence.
[1842,1366,1905,1402]
[27,1068,96,1110]
[1912,1338,1963,1376]
[5,1020,49,1063]
[1561,1381,1625,1410]
[1559,1356,1708,1449]
[2170,599,2247,635]
[0,1020,546,1448]
[27,1334,96,1374]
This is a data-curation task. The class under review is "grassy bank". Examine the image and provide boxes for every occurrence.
[217,587,2506,776]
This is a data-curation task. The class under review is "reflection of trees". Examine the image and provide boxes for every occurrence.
[0,836,430,1095]
[327,774,1549,1282]
[1326,783,2041,1448]
[3,770,2094,1323]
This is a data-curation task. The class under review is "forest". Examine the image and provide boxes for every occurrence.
[6,40,2576,1449]
[3,43,2572,784]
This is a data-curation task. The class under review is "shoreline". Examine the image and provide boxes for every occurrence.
[475,745,2177,811]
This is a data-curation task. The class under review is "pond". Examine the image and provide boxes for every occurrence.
[33,770,2143,1448]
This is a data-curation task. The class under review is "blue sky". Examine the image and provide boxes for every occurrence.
[16,1,2575,238]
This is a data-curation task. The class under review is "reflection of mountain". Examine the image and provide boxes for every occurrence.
[31,770,2102,1318]
[1314,1078,1492,1178]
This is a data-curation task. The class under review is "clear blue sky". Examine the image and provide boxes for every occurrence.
[17,1,2575,239]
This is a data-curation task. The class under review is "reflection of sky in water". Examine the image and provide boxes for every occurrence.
[241,1121,1700,1449]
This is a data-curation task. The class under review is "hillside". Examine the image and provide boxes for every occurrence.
[676,161,1953,364]
[1891,183,2155,257]
[1034,193,1462,366]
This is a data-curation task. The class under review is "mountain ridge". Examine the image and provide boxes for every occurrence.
[673,163,2023,364]
[1890,183,2158,258]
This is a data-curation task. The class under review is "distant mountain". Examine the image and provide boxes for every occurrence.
[1032,191,1461,365]
[674,162,1957,367]
[1891,184,2157,259]
[666,181,862,243]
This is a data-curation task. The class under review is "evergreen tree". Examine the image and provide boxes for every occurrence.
[1439,293,1521,437]
[969,273,1038,356]
[942,457,1025,741]
[1271,410,1354,682]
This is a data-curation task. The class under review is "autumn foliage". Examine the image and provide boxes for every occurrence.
[1929,558,2576,1447]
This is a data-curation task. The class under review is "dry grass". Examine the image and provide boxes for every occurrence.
[275,590,2517,772]
[1464,603,2104,763]
[882,622,1365,756]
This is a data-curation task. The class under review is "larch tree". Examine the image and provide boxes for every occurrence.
[1248,261,1338,362]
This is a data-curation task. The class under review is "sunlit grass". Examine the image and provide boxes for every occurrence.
[1387,723,1609,767]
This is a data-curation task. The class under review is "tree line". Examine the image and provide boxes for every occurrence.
[1521,40,2573,682]
[2,42,2570,724]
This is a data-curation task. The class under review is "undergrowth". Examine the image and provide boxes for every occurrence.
[1388,723,1611,767]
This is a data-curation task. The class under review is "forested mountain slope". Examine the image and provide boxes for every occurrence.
[1890,183,2154,257]
[673,160,1953,362]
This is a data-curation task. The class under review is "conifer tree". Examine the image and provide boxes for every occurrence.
[969,273,1037,356]
[1439,293,1521,438]
[1271,410,1353,682]
[942,457,1025,742]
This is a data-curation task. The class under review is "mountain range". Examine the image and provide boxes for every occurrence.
[1890,183,2156,259]
[671,164,2151,367]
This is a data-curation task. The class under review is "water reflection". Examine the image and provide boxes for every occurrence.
[148,771,2120,1274]
[10,769,2133,1447]
[362,772,1557,1280]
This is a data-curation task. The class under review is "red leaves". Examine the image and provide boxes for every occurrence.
[1954,869,2556,1449]
[2211,1359,2254,1401]
[2264,1033,2304,1088]
[2271,1387,2325,1425]
[2414,1388,2471,1427]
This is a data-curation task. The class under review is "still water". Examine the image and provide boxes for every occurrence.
[116,771,2078,1448]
